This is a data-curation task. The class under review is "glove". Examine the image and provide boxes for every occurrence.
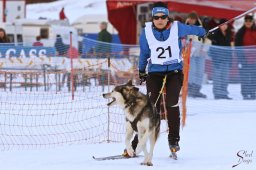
[198,31,212,41]
[139,71,147,84]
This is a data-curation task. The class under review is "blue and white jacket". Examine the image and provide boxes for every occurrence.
[139,21,206,73]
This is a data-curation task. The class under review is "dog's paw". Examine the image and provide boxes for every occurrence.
[127,148,135,157]
[140,162,153,166]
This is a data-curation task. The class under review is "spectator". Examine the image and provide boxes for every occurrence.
[208,17,218,30]
[235,15,256,100]
[208,19,233,100]
[95,22,112,57]
[54,35,68,56]
[185,12,207,98]
[0,28,10,43]
[33,36,44,46]
[202,17,211,31]
[59,7,67,20]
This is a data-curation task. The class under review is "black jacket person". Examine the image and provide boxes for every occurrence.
[96,22,112,57]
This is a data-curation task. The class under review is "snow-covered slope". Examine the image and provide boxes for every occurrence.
[27,0,107,24]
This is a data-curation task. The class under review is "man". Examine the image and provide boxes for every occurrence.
[54,35,68,56]
[33,36,44,46]
[96,22,112,57]
[124,2,206,158]
[185,12,207,98]
[208,19,233,100]
[235,15,256,100]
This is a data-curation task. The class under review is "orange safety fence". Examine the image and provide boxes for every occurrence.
[181,40,192,128]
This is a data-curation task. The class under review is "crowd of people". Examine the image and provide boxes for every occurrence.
[180,13,256,100]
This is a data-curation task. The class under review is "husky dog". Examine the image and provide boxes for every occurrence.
[103,80,160,166]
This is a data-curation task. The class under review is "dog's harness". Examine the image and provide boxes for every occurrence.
[125,100,150,132]
[126,117,140,132]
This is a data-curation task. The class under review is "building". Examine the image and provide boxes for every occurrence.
[0,0,26,22]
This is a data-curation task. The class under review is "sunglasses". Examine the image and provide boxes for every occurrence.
[245,19,253,22]
[153,15,168,20]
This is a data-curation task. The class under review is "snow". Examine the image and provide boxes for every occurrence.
[26,0,250,33]
[0,83,256,170]
[26,0,107,24]
[10,2,256,169]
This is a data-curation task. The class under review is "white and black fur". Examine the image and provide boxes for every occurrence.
[103,80,160,166]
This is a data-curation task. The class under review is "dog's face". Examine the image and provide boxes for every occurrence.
[103,80,139,107]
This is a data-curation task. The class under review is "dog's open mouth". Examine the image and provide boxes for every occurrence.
[107,97,116,106]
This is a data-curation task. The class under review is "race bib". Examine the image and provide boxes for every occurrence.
[145,22,181,65]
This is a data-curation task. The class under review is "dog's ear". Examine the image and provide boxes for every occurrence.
[126,79,133,86]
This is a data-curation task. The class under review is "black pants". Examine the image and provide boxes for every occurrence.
[146,71,183,145]
[131,70,183,151]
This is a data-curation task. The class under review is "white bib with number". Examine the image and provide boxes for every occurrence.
[145,21,181,65]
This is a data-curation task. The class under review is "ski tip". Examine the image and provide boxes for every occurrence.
[92,156,96,159]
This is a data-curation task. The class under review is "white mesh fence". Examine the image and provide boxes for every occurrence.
[0,37,255,150]
[191,41,256,100]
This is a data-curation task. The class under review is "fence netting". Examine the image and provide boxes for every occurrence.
[0,37,255,150]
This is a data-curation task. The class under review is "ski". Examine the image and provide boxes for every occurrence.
[92,154,141,161]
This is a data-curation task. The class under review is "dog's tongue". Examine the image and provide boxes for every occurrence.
[107,98,116,106]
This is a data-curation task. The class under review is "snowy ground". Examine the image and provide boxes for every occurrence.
[0,84,256,170]
[27,0,107,23]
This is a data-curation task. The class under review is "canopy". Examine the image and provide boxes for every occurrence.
[106,0,256,44]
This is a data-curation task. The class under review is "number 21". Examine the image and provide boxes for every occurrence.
[156,46,172,58]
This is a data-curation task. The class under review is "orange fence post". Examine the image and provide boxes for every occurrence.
[181,39,192,128]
